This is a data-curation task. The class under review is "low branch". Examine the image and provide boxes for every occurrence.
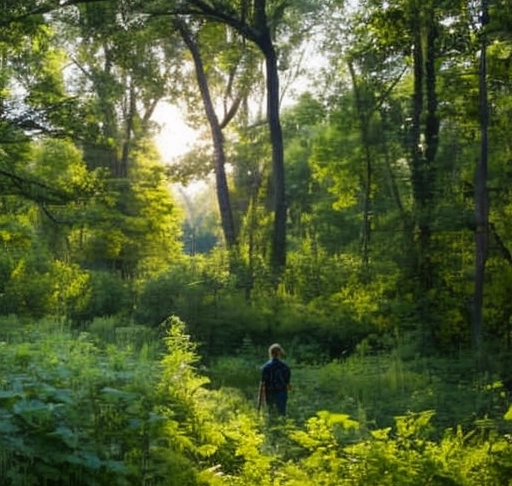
[39,203,71,224]
[0,167,73,204]
[375,67,408,112]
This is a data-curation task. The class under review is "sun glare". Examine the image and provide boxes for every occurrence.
[153,102,199,162]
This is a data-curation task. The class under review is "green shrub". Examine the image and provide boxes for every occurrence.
[68,271,133,324]
[3,316,512,486]
[0,319,206,485]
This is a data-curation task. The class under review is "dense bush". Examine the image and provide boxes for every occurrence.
[0,317,264,485]
[2,316,512,486]
[134,258,274,356]
[280,410,512,486]
[67,271,133,324]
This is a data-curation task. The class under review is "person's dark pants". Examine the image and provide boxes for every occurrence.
[267,390,287,415]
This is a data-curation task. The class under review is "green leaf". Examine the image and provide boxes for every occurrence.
[0,417,19,434]
[103,460,127,473]
[66,451,102,470]
[100,387,138,401]
[0,390,24,399]
[13,399,50,415]
[47,425,78,448]
[504,406,512,422]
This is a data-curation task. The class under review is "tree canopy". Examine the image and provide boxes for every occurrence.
[0,0,511,367]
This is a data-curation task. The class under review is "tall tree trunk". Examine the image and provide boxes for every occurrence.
[409,5,439,347]
[262,34,287,274]
[347,60,372,272]
[474,0,490,352]
[181,0,288,273]
[177,20,237,248]
[410,9,425,283]
[97,44,119,177]
[253,0,286,273]
[421,20,439,289]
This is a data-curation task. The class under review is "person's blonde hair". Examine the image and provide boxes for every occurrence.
[268,343,285,358]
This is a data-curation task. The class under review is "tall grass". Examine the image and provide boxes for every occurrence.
[208,347,509,432]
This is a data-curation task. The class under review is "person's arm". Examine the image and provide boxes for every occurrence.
[261,365,269,388]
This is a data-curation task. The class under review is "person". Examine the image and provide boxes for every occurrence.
[260,343,291,416]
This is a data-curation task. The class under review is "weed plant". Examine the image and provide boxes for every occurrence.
[2,316,512,486]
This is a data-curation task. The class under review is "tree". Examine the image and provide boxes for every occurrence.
[50,2,185,277]
[171,0,285,274]
[175,19,243,248]
[144,0,320,276]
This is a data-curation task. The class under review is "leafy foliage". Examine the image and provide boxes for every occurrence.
[0,317,263,485]
[3,0,512,484]
[1,317,512,485]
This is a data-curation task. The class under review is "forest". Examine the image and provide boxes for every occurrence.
[1,0,512,484]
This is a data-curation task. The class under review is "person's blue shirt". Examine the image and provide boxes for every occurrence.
[261,358,290,415]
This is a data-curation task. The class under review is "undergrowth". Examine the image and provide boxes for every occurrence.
[1,316,512,486]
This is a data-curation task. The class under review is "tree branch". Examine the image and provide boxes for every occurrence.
[144,0,262,46]
[374,67,408,112]
[0,167,73,204]
[219,95,242,129]
[0,0,103,27]
[490,222,512,265]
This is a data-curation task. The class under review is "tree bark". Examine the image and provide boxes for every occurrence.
[409,5,439,347]
[420,21,439,291]
[119,81,136,179]
[261,32,287,274]
[410,10,425,281]
[347,60,372,272]
[179,0,288,274]
[177,20,237,248]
